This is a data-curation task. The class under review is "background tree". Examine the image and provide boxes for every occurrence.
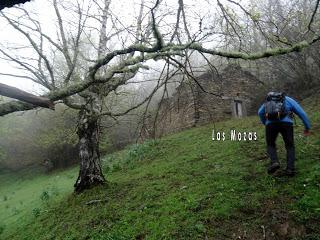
[0,105,78,171]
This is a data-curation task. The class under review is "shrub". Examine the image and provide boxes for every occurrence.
[32,208,41,217]
[124,139,160,164]
[40,190,50,202]
[0,224,5,235]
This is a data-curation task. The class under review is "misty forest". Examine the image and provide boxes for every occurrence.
[0,0,319,239]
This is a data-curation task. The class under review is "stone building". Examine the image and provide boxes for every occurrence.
[145,64,264,138]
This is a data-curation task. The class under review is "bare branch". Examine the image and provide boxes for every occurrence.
[53,0,73,70]
[0,83,54,112]
[0,47,52,89]
[1,12,56,87]
[0,72,37,81]
[307,0,320,33]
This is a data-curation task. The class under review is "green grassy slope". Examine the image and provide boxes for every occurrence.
[1,96,320,240]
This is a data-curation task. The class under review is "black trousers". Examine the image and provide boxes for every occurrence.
[265,123,295,170]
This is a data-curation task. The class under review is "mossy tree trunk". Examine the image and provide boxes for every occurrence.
[74,96,105,192]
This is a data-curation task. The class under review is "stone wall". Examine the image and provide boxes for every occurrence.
[144,64,264,138]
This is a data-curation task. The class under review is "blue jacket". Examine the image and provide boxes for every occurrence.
[258,96,311,129]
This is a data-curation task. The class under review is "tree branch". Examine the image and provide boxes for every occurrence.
[307,0,320,33]
[0,83,54,113]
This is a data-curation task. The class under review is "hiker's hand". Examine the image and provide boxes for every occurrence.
[304,129,311,136]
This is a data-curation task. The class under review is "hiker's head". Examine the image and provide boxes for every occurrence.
[266,91,286,101]
[267,91,276,96]
[267,91,286,97]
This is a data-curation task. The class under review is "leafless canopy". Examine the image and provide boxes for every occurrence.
[0,0,319,117]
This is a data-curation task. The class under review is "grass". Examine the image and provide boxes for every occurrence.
[0,167,77,236]
[0,95,320,239]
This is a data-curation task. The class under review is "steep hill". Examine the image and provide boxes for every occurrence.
[0,95,319,240]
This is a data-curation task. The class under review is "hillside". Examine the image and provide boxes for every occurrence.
[0,95,320,240]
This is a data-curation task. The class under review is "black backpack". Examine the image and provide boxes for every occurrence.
[264,92,287,120]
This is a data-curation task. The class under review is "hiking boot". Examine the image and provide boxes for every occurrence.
[268,162,280,174]
[285,168,295,177]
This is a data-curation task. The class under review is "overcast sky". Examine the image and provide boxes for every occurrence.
[0,0,55,94]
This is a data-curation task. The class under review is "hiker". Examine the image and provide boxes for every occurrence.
[258,92,311,176]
